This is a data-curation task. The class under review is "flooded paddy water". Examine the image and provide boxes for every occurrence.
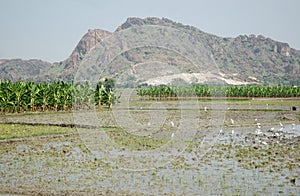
[0,99,299,195]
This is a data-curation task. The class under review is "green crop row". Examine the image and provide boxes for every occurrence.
[0,79,118,113]
[136,85,300,99]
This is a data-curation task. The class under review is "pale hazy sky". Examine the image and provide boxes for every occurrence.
[0,0,299,62]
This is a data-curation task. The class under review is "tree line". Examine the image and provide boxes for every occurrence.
[136,85,300,100]
[0,78,118,113]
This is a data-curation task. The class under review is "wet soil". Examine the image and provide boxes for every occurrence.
[0,101,299,195]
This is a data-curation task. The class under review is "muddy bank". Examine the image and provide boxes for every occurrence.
[0,124,299,195]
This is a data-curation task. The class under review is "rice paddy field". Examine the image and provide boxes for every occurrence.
[0,97,299,195]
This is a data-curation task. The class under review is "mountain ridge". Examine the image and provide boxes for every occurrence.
[1,17,299,85]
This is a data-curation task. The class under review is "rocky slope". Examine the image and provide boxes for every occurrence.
[41,29,112,81]
[1,17,299,85]
[115,17,300,86]
[55,29,112,80]
[0,59,52,82]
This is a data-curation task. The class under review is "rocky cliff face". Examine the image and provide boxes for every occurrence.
[116,17,206,34]
[65,29,112,69]
[51,29,112,81]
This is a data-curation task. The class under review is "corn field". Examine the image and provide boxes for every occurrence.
[136,85,300,100]
[0,79,118,113]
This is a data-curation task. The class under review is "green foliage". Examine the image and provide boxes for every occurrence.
[137,85,300,99]
[0,124,76,140]
[296,112,300,120]
[102,78,115,92]
[0,78,119,113]
[94,78,119,109]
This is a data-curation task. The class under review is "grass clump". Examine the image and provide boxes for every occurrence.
[0,124,76,140]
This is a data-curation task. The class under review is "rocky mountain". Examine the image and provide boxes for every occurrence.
[54,29,112,81]
[1,17,300,86]
[114,17,300,86]
[37,29,112,82]
[0,59,51,82]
